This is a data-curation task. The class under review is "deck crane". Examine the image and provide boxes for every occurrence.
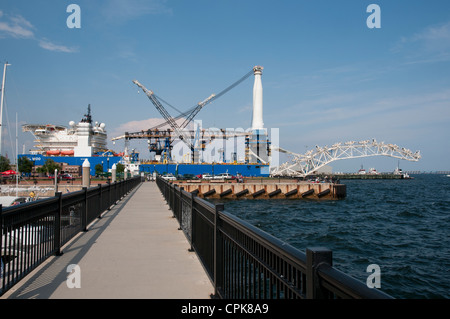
[130,69,255,162]
[138,69,254,132]
[132,80,195,154]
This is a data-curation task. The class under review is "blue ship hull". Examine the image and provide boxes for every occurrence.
[19,154,122,176]
[19,155,270,177]
[140,163,270,177]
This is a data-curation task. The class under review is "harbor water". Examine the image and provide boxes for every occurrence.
[211,174,450,299]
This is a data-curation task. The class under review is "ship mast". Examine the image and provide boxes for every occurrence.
[0,62,11,156]
[83,104,92,123]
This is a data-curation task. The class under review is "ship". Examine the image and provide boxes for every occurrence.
[22,105,108,157]
[20,105,270,177]
[20,105,123,176]
[19,65,273,178]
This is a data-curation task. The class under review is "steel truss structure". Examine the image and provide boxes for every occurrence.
[270,139,421,177]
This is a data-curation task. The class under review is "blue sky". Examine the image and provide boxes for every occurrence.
[0,0,449,172]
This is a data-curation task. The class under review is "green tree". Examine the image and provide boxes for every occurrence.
[37,159,62,175]
[95,163,104,176]
[19,157,34,174]
[0,155,11,172]
[116,163,125,173]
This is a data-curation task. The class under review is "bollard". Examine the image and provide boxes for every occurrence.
[54,169,58,193]
[82,159,90,188]
[111,163,116,184]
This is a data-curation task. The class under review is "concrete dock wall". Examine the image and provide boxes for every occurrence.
[173,181,346,200]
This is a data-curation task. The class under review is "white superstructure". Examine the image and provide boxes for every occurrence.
[22,105,108,157]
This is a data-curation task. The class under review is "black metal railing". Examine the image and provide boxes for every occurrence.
[0,176,142,296]
[156,176,393,299]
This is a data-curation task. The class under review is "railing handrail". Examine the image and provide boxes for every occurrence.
[156,175,394,299]
[317,263,393,299]
[2,196,59,217]
[218,209,308,272]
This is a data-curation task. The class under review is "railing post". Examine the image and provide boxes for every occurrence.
[55,192,63,256]
[98,184,103,218]
[0,204,3,290]
[214,204,224,298]
[306,247,333,299]
[175,187,183,219]
[188,192,194,252]
[107,181,111,210]
[83,187,88,232]
[177,189,183,231]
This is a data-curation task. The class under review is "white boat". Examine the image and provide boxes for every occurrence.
[394,167,411,179]
[22,105,108,157]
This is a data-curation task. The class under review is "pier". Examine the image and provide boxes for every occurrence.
[1,177,392,299]
[173,180,346,200]
[1,178,213,298]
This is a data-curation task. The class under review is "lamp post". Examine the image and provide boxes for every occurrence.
[0,62,11,156]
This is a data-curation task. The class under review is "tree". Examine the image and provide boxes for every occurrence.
[36,159,62,175]
[19,157,34,174]
[0,155,11,172]
[116,163,125,173]
[95,163,104,176]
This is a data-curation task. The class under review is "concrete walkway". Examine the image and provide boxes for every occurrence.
[2,182,214,299]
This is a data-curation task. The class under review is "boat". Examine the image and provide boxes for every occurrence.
[393,167,412,179]
[61,150,75,156]
[358,165,366,174]
[46,150,61,156]
[20,106,123,177]
[20,107,270,178]
[22,104,108,157]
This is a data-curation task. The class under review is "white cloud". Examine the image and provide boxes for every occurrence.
[101,0,172,23]
[0,13,34,38]
[392,21,450,63]
[39,39,78,53]
[0,11,76,53]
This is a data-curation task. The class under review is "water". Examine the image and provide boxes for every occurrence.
[210,174,450,299]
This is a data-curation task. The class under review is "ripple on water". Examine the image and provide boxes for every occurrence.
[211,175,450,298]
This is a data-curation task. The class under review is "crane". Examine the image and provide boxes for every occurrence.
[129,68,255,162]
[133,80,194,150]
[133,69,253,132]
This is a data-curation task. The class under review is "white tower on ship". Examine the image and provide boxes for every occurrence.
[251,66,264,130]
[247,65,270,164]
